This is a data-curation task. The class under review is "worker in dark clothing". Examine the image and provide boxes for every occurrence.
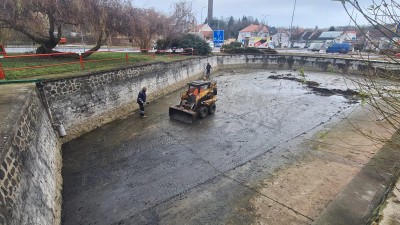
[205,63,212,80]
[137,87,147,118]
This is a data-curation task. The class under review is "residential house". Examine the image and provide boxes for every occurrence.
[237,24,269,47]
[317,31,357,46]
[189,24,213,41]
[307,30,323,45]
[288,29,324,48]
[271,29,290,48]
[363,28,399,50]
[290,31,313,48]
[268,27,279,36]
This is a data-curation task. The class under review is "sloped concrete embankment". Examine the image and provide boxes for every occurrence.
[1,54,399,225]
[0,84,62,225]
[39,54,397,143]
[0,57,217,225]
[311,130,400,225]
[217,54,400,75]
[40,57,217,142]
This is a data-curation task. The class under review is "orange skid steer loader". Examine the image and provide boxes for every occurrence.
[169,80,217,124]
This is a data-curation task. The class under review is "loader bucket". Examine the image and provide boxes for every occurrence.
[169,106,197,124]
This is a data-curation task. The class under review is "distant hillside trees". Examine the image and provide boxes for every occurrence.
[207,16,260,39]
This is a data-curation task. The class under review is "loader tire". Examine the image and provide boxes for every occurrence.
[208,103,216,114]
[198,106,208,119]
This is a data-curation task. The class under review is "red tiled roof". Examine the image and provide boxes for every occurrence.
[191,24,211,32]
[240,24,269,33]
[202,31,213,38]
[194,24,205,32]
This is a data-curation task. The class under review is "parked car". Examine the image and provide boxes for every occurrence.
[395,53,400,58]
[207,41,214,49]
[326,43,351,53]
[308,43,323,52]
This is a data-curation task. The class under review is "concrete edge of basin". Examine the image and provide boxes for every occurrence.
[312,132,400,225]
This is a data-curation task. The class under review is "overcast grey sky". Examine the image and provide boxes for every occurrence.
[131,0,372,28]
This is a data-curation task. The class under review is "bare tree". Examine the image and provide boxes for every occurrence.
[158,0,195,48]
[0,28,10,45]
[77,0,128,57]
[0,0,127,56]
[126,7,166,51]
[336,0,400,141]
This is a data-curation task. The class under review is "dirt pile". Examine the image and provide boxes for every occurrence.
[268,73,361,99]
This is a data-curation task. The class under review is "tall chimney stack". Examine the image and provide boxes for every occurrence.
[208,0,213,23]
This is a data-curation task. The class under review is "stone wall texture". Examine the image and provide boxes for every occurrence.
[37,54,400,142]
[217,54,399,75]
[41,57,218,142]
[0,88,62,225]
[2,54,399,225]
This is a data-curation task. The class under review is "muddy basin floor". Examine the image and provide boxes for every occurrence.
[62,70,373,225]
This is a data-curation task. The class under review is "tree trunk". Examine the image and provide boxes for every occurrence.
[33,31,108,59]
[35,40,59,54]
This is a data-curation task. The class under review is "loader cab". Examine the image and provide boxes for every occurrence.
[185,80,217,104]
[187,81,211,96]
[170,80,218,123]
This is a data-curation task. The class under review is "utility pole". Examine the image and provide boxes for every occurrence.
[201,6,207,24]
[288,0,297,48]
[262,15,270,26]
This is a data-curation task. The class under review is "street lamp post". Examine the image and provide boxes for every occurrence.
[262,14,270,26]
[201,6,207,24]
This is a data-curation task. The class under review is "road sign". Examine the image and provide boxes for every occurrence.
[213,30,224,44]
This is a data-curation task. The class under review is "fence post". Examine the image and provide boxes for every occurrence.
[192,48,194,56]
[125,52,129,63]
[79,53,84,70]
[0,60,5,80]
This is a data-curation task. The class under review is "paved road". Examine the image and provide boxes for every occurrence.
[61,70,361,225]
[4,46,382,61]
[4,45,144,53]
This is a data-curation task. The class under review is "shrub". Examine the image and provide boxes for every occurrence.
[230,42,243,47]
[221,42,277,54]
[260,48,278,54]
[221,45,262,54]
[156,34,211,55]
[232,47,259,54]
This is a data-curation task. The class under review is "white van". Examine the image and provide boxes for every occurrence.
[308,43,323,52]
[208,41,214,49]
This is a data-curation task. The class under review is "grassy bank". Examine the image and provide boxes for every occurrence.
[1,52,190,80]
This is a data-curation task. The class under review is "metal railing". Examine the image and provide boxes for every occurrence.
[0,48,199,80]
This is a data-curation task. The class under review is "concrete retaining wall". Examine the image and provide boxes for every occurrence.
[1,57,219,225]
[40,57,218,142]
[2,53,399,225]
[217,54,399,75]
[39,54,399,143]
[0,86,62,225]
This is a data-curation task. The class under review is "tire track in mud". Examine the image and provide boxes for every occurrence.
[64,70,367,225]
[121,71,361,224]
[119,104,354,223]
